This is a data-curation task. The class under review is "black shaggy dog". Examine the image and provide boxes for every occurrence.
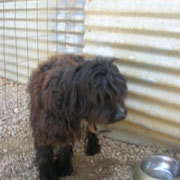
[28,54,127,180]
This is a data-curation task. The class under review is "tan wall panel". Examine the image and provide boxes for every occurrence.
[83,0,180,149]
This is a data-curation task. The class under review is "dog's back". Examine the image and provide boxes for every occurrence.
[28,54,85,106]
[29,54,85,83]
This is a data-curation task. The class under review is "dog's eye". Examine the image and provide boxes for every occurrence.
[43,65,49,71]
[104,95,111,103]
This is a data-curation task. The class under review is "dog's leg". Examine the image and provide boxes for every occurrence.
[54,145,73,177]
[35,142,58,180]
[85,125,101,156]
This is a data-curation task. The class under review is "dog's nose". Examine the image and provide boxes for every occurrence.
[115,111,126,121]
[115,107,127,121]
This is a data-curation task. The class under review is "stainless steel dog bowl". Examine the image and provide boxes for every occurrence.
[133,155,180,180]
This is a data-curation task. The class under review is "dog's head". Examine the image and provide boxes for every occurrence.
[76,57,127,127]
[68,55,127,130]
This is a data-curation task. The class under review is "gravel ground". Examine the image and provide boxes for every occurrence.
[1,77,180,180]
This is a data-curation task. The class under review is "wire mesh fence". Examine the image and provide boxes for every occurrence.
[0,0,85,83]
[0,0,85,179]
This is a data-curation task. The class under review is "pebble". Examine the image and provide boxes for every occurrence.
[176,153,180,159]
[13,108,19,114]
[3,149,8,153]
[98,167,102,172]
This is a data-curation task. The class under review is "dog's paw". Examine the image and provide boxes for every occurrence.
[39,169,59,180]
[85,142,101,156]
[54,159,73,177]
[58,166,73,177]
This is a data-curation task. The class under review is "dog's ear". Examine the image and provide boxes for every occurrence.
[69,83,89,116]
[89,57,127,104]
[41,77,60,112]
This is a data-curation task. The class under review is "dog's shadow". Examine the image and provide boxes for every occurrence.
[62,154,119,180]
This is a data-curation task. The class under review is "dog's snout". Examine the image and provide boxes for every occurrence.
[115,104,127,121]
[119,106,126,114]
[115,111,126,120]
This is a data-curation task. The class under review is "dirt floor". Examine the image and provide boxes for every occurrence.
[1,78,180,180]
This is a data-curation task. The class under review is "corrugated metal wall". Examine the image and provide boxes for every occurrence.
[0,0,85,83]
[1,0,180,149]
[83,0,180,149]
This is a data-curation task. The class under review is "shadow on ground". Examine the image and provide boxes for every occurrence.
[66,154,119,180]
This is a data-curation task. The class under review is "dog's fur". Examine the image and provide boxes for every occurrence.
[28,54,127,180]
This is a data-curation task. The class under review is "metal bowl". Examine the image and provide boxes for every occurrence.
[133,155,180,180]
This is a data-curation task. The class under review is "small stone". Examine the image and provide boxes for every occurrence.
[13,108,18,114]
[98,167,102,172]
[3,149,8,153]
[176,153,180,159]
[9,81,14,87]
